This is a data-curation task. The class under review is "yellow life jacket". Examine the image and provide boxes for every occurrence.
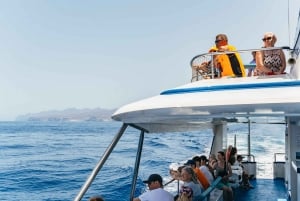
[209,45,245,77]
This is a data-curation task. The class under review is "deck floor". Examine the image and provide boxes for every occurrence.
[233,178,289,201]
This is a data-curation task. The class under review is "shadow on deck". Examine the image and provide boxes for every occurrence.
[233,179,289,201]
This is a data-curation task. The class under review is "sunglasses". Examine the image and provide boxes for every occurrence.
[262,37,272,42]
[215,39,223,43]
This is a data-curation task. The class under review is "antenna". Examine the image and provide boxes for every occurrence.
[287,0,291,48]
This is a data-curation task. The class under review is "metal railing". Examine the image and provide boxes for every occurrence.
[274,152,285,162]
[241,154,256,162]
[190,46,292,82]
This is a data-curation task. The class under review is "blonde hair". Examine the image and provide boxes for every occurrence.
[182,166,199,184]
[264,32,277,44]
[177,194,192,201]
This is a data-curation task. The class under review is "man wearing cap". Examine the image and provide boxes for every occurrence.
[133,173,174,201]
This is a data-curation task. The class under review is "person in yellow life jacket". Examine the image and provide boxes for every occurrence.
[209,34,246,77]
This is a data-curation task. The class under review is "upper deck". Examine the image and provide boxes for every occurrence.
[190,47,298,82]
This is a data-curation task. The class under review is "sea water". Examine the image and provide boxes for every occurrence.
[0,121,285,201]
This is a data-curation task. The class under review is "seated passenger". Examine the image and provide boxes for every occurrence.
[195,155,214,185]
[236,155,254,189]
[227,146,243,187]
[180,166,203,201]
[213,151,234,201]
[226,146,237,166]
[170,163,184,180]
[209,34,246,77]
[133,174,174,201]
[208,154,217,177]
[248,51,256,76]
[255,32,286,75]
[184,159,210,190]
[192,156,202,169]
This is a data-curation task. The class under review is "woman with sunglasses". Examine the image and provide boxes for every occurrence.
[255,32,286,75]
[209,34,246,78]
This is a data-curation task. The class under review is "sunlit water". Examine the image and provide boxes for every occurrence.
[0,121,285,201]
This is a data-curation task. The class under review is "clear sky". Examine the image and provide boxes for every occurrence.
[0,0,299,121]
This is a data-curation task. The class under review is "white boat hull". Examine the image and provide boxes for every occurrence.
[112,75,300,133]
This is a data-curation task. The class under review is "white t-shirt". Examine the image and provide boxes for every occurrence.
[200,166,214,184]
[139,188,174,201]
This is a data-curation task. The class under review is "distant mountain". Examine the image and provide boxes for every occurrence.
[15,108,116,122]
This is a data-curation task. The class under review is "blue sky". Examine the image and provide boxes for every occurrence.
[0,0,299,121]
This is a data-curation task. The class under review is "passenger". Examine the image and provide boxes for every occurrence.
[209,33,246,77]
[236,155,254,189]
[227,146,237,165]
[208,153,217,177]
[199,155,214,185]
[180,166,203,201]
[192,156,201,169]
[255,32,286,75]
[89,196,104,201]
[225,145,232,160]
[248,51,256,76]
[192,156,214,185]
[170,163,184,180]
[184,159,210,190]
[174,166,191,201]
[213,151,234,201]
[227,146,243,187]
[178,165,185,175]
[133,174,174,201]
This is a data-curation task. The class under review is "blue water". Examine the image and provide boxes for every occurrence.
[0,121,285,201]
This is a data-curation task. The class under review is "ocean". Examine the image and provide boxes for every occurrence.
[0,120,285,201]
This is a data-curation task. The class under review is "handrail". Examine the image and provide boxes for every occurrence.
[190,46,293,81]
[163,178,176,187]
[190,46,291,67]
[197,176,222,201]
[274,152,285,162]
[163,176,222,201]
[241,154,255,162]
[74,124,128,201]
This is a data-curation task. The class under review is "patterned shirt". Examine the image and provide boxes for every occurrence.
[263,49,282,72]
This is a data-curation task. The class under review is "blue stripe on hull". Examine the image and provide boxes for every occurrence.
[160,81,300,95]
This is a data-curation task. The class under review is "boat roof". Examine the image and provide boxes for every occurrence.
[111,46,300,133]
[112,74,300,133]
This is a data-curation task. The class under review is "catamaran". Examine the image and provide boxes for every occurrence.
[74,11,300,201]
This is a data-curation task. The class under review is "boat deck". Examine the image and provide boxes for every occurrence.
[233,178,289,201]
